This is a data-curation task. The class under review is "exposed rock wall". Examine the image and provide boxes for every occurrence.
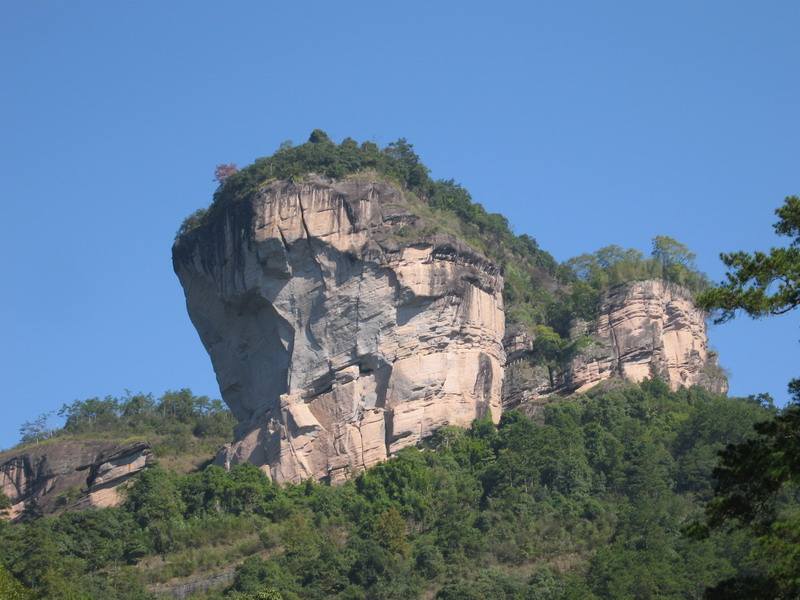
[0,441,152,519]
[173,176,505,483]
[503,280,727,409]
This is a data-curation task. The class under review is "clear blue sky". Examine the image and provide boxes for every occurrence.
[1,2,798,449]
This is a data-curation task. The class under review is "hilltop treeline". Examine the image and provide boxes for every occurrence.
[14,390,235,464]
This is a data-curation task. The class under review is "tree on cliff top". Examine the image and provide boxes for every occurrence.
[652,235,696,269]
[563,235,708,299]
[214,163,239,183]
[18,413,52,445]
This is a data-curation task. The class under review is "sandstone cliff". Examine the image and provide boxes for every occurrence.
[503,280,727,411]
[173,176,505,483]
[0,440,152,519]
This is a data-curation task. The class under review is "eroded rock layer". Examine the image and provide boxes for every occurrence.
[503,280,727,410]
[0,441,152,519]
[173,177,505,483]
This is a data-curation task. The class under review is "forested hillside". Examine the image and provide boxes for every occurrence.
[0,381,784,599]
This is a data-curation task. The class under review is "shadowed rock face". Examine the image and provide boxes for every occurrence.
[173,177,505,483]
[503,280,727,411]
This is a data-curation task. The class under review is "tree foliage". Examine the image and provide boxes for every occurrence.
[39,389,234,443]
[697,406,800,598]
[214,163,239,183]
[697,195,800,322]
[0,566,32,600]
[18,413,54,445]
[564,236,709,301]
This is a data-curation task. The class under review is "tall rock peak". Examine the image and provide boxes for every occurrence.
[173,176,506,483]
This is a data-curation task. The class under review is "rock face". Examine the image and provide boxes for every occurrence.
[173,176,505,483]
[503,280,727,410]
[0,441,152,519]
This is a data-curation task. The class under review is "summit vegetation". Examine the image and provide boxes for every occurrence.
[8,390,235,474]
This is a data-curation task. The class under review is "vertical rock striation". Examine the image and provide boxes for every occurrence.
[173,176,505,483]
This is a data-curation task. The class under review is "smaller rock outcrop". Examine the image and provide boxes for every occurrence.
[503,280,727,410]
[0,440,152,519]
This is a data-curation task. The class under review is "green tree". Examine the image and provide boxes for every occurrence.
[308,128,331,144]
[0,566,32,600]
[699,409,800,598]
[124,466,185,554]
[125,466,185,525]
[59,397,119,432]
[158,388,204,421]
[19,412,52,444]
[651,235,696,269]
[119,392,156,418]
[251,589,283,600]
[697,196,800,322]
[705,409,800,530]
[374,507,409,556]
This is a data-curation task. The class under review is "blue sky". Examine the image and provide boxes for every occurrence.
[1,1,798,449]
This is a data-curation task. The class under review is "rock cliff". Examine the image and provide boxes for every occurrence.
[173,176,505,483]
[0,441,152,519]
[503,280,727,410]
